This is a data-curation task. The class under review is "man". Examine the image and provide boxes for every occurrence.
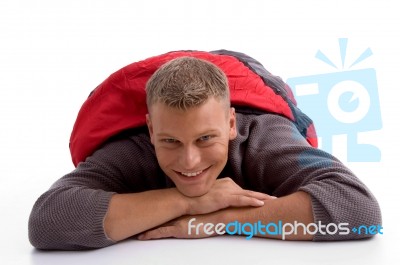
[29,53,381,250]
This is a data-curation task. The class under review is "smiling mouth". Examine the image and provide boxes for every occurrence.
[180,170,204,177]
[176,166,211,178]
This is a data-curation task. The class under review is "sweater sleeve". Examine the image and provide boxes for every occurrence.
[230,113,382,241]
[28,132,165,250]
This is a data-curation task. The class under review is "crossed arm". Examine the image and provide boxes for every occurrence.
[104,178,314,242]
[29,114,381,250]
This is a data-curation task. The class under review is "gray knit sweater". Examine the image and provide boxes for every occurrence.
[28,112,382,250]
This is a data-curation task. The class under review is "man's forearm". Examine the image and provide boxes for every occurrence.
[104,188,189,241]
[137,190,315,240]
[219,191,314,240]
[104,178,271,242]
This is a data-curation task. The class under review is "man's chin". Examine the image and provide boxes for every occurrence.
[177,186,209,197]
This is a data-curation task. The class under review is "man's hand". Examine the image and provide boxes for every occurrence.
[138,178,276,240]
[105,177,275,242]
[185,177,275,215]
[138,191,314,241]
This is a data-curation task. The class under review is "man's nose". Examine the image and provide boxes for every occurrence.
[180,145,201,170]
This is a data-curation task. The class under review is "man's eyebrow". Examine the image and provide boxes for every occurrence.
[197,129,220,136]
[156,129,220,138]
[156,133,176,138]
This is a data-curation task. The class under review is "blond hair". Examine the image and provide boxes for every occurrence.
[146,57,230,110]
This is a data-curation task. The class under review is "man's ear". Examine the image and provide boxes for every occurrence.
[146,114,154,144]
[229,107,237,140]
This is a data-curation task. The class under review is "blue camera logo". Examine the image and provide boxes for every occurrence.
[287,38,382,162]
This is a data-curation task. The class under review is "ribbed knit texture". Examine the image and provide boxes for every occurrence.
[28,112,381,250]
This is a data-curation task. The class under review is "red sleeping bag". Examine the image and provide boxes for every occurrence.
[69,50,317,166]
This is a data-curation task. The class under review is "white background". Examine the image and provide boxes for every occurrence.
[0,0,399,264]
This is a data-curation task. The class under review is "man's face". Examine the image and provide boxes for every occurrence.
[146,97,237,197]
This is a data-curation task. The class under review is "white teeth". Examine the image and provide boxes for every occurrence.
[181,170,203,177]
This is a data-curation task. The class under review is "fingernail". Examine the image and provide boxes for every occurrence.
[271,196,277,199]
[257,200,265,206]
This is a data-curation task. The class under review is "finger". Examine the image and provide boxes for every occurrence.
[243,190,277,200]
[137,226,175,240]
[231,195,266,207]
[230,193,278,207]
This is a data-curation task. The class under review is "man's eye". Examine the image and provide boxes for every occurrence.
[163,138,178,143]
[199,135,212,141]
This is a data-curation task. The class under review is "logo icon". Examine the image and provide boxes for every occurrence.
[287,38,382,162]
